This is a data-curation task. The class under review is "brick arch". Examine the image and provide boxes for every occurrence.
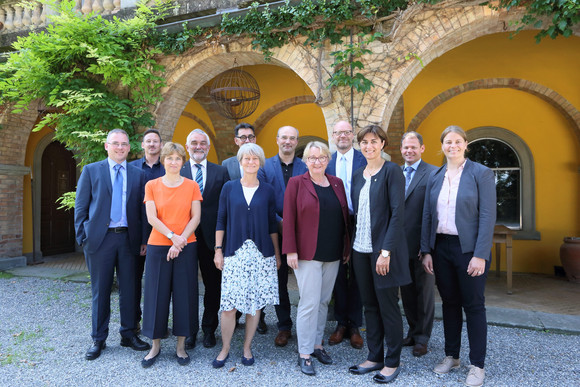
[155,41,327,142]
[374,5,534,130]
[179,111,217,146]
[406,78,580,143]
[253,95,316,135]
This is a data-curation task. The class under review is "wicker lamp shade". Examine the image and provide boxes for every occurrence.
[209,68,260,119]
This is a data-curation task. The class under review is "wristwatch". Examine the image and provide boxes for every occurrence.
[166,231,174,239]
[381,250,391,258]
[214,245,223,251]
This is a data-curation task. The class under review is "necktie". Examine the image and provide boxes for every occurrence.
[111,164,123,222]
[404,166,414,193]
[339,155,348,188]
[195,164,204,194]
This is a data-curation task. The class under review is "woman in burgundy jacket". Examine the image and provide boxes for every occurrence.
[283,141,350,376]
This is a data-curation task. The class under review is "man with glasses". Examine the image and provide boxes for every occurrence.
[258,125,307,347]
[75,129,151,360]
[325,120,367,349]
[222,123,256,180]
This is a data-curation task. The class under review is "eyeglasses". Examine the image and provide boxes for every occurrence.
[108,141,129,148]
[307,156,328,164]
[236,134,256,142]
[333,130,353,137]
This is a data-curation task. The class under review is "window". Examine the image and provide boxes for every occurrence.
[468,139,520,229]
[465,127,540,240]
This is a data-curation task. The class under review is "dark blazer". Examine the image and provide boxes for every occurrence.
[222,156,241,180]
[421,159,497,259]
[216,180,278,257]
[181,160,230,250]
[258,155,308,219]
[351,161,411,288]
[326,148,367,176]
[282,172,350,260]
[74,159,145,255]
[403,160,438,259]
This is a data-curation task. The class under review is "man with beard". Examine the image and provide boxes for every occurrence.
[130,128,165,332]
[325,120,366,349]
[181,129,230,349]
[258,125,307,347]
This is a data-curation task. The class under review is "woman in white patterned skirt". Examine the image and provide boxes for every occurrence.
[213,143,281,368]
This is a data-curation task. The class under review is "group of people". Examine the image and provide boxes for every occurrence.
[74,121,495,387]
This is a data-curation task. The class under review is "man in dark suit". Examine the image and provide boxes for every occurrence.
[399,131,437,357]
[258,125,307,347]
[74,129,151,360]
[181,128,230,349]
[222,122,256,181]
[129,128,165,332]
[325,120,366,349]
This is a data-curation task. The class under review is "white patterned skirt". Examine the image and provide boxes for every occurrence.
[221,239,279,315]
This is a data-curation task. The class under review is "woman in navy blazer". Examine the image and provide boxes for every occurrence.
[283,141,350,376]
[421,126,496,387]
[348,125,410,384]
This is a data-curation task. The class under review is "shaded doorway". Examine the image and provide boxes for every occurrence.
[40,141,76,256]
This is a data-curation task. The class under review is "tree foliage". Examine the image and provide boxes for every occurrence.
[0,0,170,168]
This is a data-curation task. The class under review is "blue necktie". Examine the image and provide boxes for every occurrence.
[404,166,414,193]
[195,164,204,194]
[111,164,123,222]
[339,155,347,188]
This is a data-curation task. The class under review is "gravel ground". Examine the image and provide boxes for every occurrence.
[1,275,579,386]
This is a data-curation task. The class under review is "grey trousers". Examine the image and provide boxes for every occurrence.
[294,259,340,355]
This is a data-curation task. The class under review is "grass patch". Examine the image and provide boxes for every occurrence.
[0,271,15,279]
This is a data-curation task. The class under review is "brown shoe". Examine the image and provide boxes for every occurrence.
[274,330,292,347]
[349,328,364,349]
[328,325,347,345]
[412,343,428,357]
[402,336,414,346]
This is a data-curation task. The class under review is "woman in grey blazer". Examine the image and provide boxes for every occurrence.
[348,125,410,384]
[421,126,496,387]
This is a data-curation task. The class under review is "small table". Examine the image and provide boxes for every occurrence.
[493,225,517,294]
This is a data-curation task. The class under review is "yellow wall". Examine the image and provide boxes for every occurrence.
[22,127,55,254]
[403,32,580,274]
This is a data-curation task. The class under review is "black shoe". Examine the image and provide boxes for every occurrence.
[141,350,160,368]
[185,336,196,350]
[312,348,333,365]
[241,355,255,366]
[203,332,216,348]
[176,352,190,366]
[299,356,316,376]
[212,353,229,368]
[257,314,268,334]
[349,363,384,375]
[120,335,151,351]
[85,340,106,360]
[373,367,401,384]
[402,336,414,346]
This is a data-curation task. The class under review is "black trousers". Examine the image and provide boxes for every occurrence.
[400,254,435,345]
[85,231,137,341]
[433,234,489,368]
[275,230,292,331]
[198,238,222,335]
[352,250,403,367]
[134,254,146,326]
[142,243,198,339]
[332,260,363,328]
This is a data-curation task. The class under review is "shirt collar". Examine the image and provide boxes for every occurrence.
[337,147,354,162]
[191,158,207,169]
[404,159,422,171]
[107,158,127,169]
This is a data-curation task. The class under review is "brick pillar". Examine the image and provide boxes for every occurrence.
[385,96,405,165]
[0,164,29,270]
